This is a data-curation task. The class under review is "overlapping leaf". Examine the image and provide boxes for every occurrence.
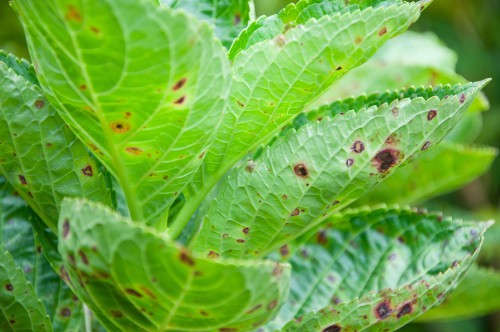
[0,55,111,231]
[58,198,291,332]
[0,246,53,332]
[13,0,230,228]
[0,178,84,331]
[354,142,497,205]
[417,266,500,322]
[270,207,489,331]
[192,81,487,259]
[174,0,432,233]
[160,0,254,49]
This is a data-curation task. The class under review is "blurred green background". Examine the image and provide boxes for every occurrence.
[1,0,498,331]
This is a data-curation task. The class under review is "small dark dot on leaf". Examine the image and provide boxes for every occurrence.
[352,141,365,153]
[323,325,341,332]
[397,303,412,318]
[173,78,187,91]
[242,227,249,235]
[18,175,27,185]
[63,219,70,239]
[375,301,392,319]
[291,208,300,216]
[60,308,71,317]
[379,27,388,36]
[346,158,354,167]
[427,110,437,121]
[421,141,431,151]
[34,100,45,109]
[174,96,186,105]
[5,284,13,291]
[81,165,93,177]
[179,250,195,266]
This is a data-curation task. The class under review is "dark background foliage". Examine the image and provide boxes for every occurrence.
[1,0,498,331]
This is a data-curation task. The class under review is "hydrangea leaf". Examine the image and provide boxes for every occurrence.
[58,198,291,332]
[172,0,432,235]
[12,0,231,229]
[160,0,255,49]
[0,246,54,332]
[417,266,500,322]
[355,142,498,205]
[270,207,490,331]
[0,178,84,331]
[192,81,487,259]
[0,54,111,232]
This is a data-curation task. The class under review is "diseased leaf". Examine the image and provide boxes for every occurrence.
[13,0,230,229]
[173,0,432,235]
[0,245,53,332]
[0,178,84,331]
[160,0,254,49]
[58,198,291,332]
[270,206,489,331]
[192,81,487,259]
[0,55,111,232]
[417,266,500,322]
[355,142,498,205]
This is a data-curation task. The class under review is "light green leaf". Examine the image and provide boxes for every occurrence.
[0,55,111,232]
[354,142,498,205]
[13,0,231,229]
[58,198,291,332]
[172,0,432,235]
[192,81,487,259]
[0,178,84,331]
[417,266,500,322]
[315,31,489,114]
[160,0,255,49]
[272,206,489,332]
[0,245,53,332]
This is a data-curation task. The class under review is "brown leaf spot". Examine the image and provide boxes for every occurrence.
[246,304,262,314]
[354,36,363,44]
[352,140,365,153]
[316,230,328,245]
[66,6,82,23]
[173,78,187,91]
[219,328,238,332]
[90,26,100,34]
[282,194,288,200]
[63,219,70,239]
[125,289,142,298]
[397,303,412,318]
[34,100,45,109]
[373,149,400,173]
[234,13,241,25]
[378,26,388,36]
[81,165,93,177]
[280,245,289,256]
[110,121,130,133]
[18,175,27,185]
[9,319,15,325]
[179,250,195,266]
[427,110,437,121]
[78,250,89,265]
[293,163,309,178]
[79,84,87,91]
[267,300,278,310]
[335,66,342,71]
[208,251,219,259]
[375,301,392,319]
[392,107,399,117]
[346,158,354,168]
[236,239,245,243]
[245,161,256,173]
[460,93,466,103]
[323,325,341,332]
[291,208,300,216]
[242,227,250,235]
[125,147,143,155]
[174,96,186,105]
[60,308,71,317]
[421,141,431,151]
[200,310,209,317]
[5,284,13,291]
[110,310,123,318]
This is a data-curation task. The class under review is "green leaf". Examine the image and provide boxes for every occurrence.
[0,56,111,232]
[417,266,500,322]
[315,31,489,114]
[0,245,53,332]
[355,142,498,205]
[0,178,84,331]
[160,0,255,49]
[172,0,432,236]
[13,0,231,229]
[192,81,487,259]
[271,206,489,331]
[58,198,291,332]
